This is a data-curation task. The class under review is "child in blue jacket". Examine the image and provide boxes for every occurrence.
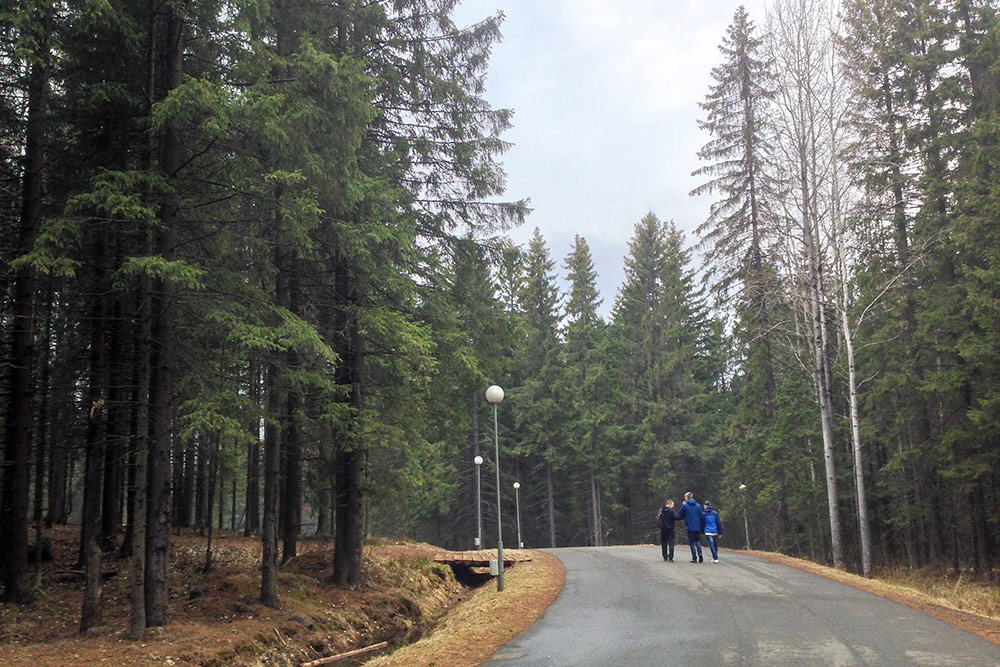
[703,501,723,563]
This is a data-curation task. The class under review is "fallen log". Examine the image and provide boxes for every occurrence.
[299,641,389,666]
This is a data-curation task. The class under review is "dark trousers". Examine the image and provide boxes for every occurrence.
[660,528,675,560]
[687,530,703,559]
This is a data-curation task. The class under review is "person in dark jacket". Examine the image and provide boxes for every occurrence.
[677,492,705,562]
[657,500,680,561]
[703,500,723,563]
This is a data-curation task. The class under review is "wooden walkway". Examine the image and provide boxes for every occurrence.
[433,549,532,566]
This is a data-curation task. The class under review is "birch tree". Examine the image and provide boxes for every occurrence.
[768,0,844,569]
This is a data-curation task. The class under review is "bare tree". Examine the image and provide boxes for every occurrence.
[821,0,874,577]
[767,0,845,569]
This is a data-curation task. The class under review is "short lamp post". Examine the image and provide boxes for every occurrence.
[513,482,522,549]
[739,483,750,550]
[485,384,505,592]
[474,455,484,548]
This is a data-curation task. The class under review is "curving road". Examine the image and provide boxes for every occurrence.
[486,546,1000,666]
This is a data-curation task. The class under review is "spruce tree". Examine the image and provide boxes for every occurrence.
[514,229,563,547]
[562,235,607,546]
[692,4,779,414]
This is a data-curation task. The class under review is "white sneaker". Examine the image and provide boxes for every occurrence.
[712,559,719,563]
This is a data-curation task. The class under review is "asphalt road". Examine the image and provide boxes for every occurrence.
[486,545,1000,666]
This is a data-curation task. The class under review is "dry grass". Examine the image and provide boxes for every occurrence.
[877,565,1000,620]
[0,529,466,666]
[746,549,1000,645]
[367,550,566,667]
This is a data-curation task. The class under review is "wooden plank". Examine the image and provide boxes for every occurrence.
[432,550,532,565]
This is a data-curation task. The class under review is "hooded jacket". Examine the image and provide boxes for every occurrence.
[658,506,680,531]
[678,498,704,532]
[703,508,723,535]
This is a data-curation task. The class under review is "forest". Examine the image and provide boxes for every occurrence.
[1,0,999,640]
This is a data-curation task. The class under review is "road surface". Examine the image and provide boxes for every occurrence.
[487,545,1000,666]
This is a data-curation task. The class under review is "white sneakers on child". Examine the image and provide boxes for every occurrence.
[712,559,719,563]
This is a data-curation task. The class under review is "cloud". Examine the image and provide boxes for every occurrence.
[453,0,770,313]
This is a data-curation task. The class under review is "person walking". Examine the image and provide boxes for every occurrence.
[703,500,723,563]
[657,500,680,561]
[678,492,704,563]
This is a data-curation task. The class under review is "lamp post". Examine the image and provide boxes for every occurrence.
[485,385,505,591]
[739,484,750,550]
[474,455,484,548]
[513,482,522,549]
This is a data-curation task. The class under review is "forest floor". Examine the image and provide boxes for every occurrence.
[0,525,561,666]
[1,531,997,666]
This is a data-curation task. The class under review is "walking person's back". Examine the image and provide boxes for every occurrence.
[657,500,680,561]
[702,501,723,563]
[678,492,704,562]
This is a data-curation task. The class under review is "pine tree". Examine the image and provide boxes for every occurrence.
[514,229,563,548]
[562,235,607,546]
[1,0,52,605]
[692,4,779,414]
[609,213,715,543]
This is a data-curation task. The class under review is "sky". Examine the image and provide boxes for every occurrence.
[451,0,770,314]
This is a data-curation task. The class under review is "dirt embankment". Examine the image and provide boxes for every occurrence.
[0,529,500,666]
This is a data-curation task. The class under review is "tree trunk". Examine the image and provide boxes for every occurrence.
[128,3,158,634]
[281,269,302,563]
[590,473,602,547]
[810,267,843,569]
[80,398,105,632]
[334,444,365,587]
[546,462,556,548]
[2,0,51,605]
[333,257,365,588]
[841,306,871,576]
[203,436,219,572]
[230,467,236,532]
[102,238,129,549]
[32,284,54,585]
[46,329,70,528]
[245,360,261,535]
[260,363,281,608]
[832,135,872,576]
[145,277,175,628]
[218,463,224,532]
[80,275,108,630]
[145,0,186,626]
[281,391,301,564]
[129,273,152,639]
[195,437,207,533]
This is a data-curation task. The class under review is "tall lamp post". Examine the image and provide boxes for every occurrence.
[513,482,522,549]
[739,483,751,550]
[474,455,484,548]
[485,384,505,592]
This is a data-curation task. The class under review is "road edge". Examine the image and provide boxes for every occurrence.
[741,549,1000,646]
[366,550,567,666]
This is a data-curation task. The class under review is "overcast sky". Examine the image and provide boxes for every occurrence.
[452,0,769,314]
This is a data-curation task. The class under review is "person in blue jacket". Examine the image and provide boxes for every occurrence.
[657,499,680,561]
[703,500,723,563]
[677,492,704,563]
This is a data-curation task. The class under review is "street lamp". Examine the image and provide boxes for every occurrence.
[739,484,750,550]
[513,482,522,549]
[474,455,484,548]
[485,384,505,592]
